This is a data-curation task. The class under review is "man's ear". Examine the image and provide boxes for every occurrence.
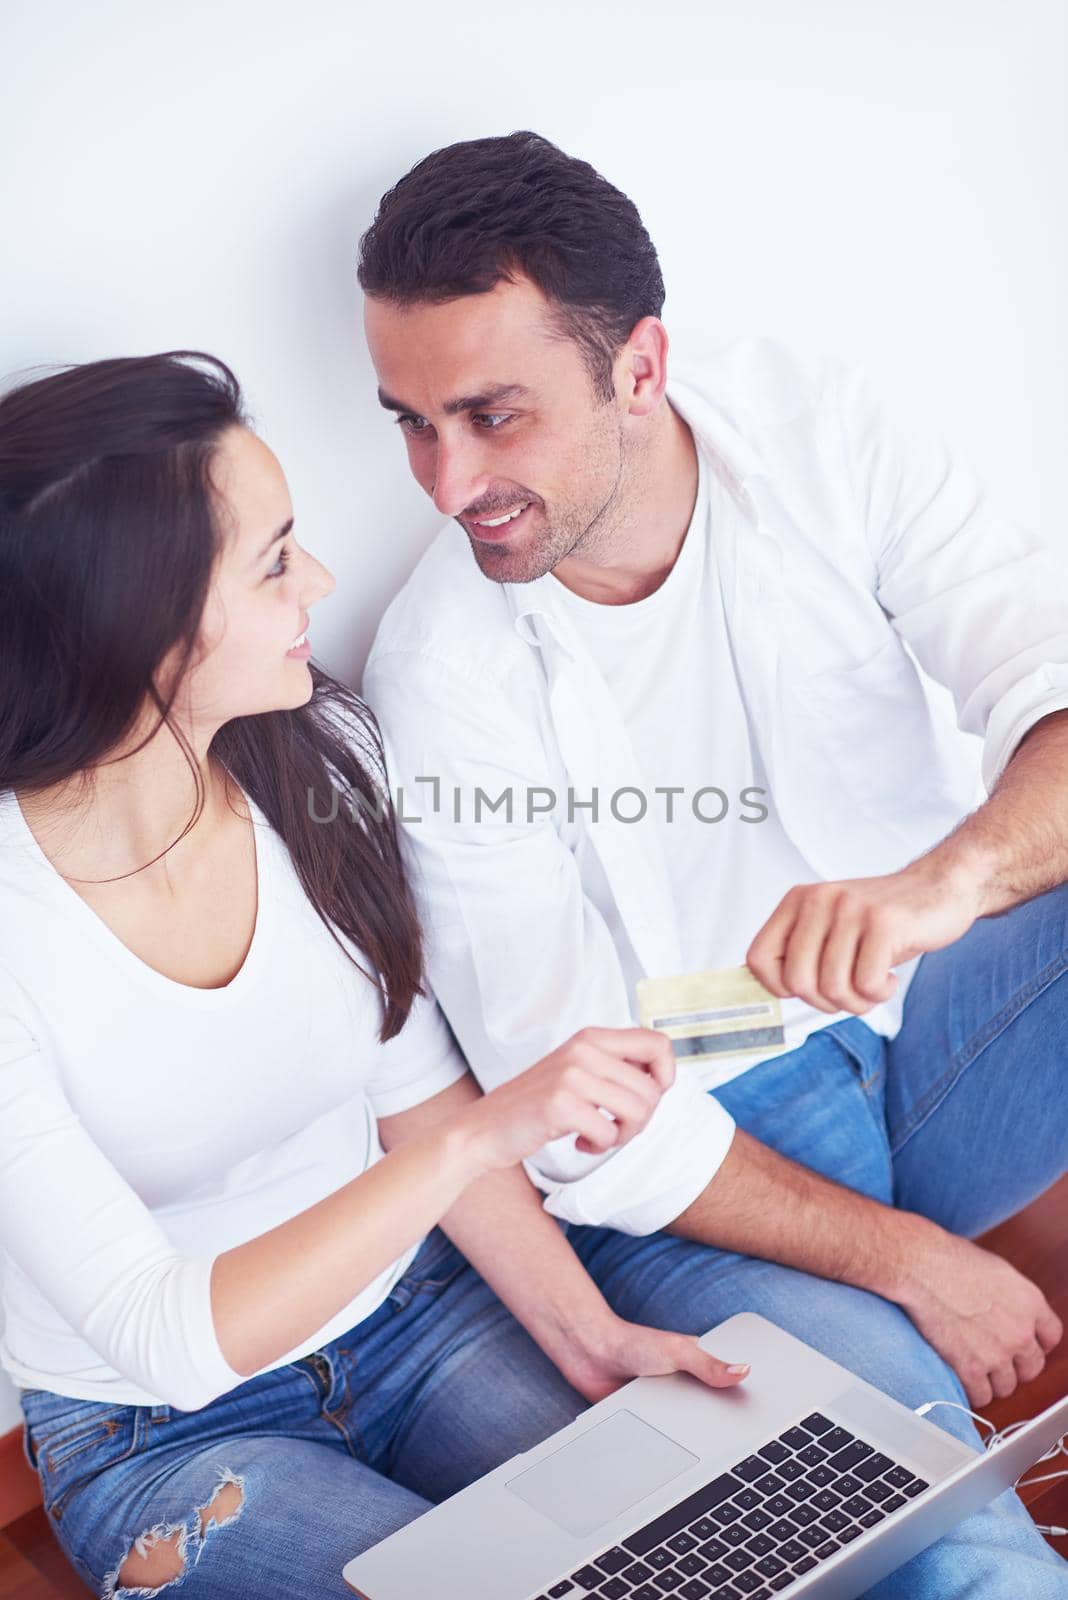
[618,317,670,418]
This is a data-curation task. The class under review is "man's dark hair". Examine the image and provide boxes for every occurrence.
[357,131,665,402]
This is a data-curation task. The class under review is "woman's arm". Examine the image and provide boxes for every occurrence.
[378,1075,751,1402]
[211,1108,482,1375]
[2,979,674,1410]
[211,1027,677,1379]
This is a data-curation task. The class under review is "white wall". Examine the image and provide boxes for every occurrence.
[0,0,1064,1433]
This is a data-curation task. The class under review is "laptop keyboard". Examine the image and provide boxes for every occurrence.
[529,1411,929,1600]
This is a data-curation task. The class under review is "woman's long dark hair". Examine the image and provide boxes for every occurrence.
[0,351,422,1039]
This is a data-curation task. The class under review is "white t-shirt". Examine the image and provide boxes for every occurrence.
[550,447,912,1089]
[0,782,466,1410]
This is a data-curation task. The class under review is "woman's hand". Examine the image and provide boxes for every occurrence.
[458,1026,676,1174]
[554,1311,751,1404]
[381,1067,748,1411]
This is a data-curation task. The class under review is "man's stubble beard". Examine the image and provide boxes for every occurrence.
[466,412,632,586]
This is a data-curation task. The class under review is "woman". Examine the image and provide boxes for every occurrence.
[0,352,747,1598]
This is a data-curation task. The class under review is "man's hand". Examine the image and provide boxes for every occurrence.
[884,1217,1063,1408]
[552,1312,751,1405]
[670,1130,1061,1409]
[746,860,984,1014]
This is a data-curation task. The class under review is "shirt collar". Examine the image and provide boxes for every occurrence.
[665,368,768,489]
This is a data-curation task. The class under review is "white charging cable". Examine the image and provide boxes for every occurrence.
[914,1399,1068,1537]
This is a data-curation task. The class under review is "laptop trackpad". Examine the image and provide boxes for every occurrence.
[506,1409,699,1539]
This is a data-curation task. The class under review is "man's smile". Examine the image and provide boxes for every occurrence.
[463,502,535,542]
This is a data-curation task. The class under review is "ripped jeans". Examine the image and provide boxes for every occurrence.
[18,1228,586,1598]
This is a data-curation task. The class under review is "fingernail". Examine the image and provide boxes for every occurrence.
[727,1363,750,1376]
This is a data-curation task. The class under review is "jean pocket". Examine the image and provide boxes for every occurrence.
[47,1413,128,1470]
[29,1405,141,1521]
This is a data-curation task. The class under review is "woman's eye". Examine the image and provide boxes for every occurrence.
[266,547,291,580]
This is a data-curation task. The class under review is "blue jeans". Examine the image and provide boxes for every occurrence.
[565,880,1068,1597]
[20,886,1068,1597]
[20,1230,586,1597]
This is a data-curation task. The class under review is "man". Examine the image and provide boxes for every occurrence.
[358,131,1068,1594]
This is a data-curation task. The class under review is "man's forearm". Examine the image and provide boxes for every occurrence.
[668,1124,1062,1409]
[667,1126,930,1297]
[930,707,1068,917]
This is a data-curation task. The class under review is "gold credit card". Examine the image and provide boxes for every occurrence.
[637,965,784,1063]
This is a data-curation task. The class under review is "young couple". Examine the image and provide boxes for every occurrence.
[2,131,1067,1599]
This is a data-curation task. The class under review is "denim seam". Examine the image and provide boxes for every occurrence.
[295,1352,366,1461]
[292,1360,326,1405]
[889,950,1068,1156]
[320,1402,361,1460]
[321,1366,363,1462]
[332,1348,371,1462]
[826,1024,890,1152]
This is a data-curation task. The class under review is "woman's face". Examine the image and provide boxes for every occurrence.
[174,424,336,729]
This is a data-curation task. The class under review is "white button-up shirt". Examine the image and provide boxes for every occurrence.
[364,337,1068,1235]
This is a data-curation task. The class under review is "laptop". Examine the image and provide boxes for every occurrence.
[342,1311,1068,1600]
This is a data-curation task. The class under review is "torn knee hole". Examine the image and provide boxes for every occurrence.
[116,1528,186,1591]
[198,1477,244,1532]
[113,1477,243,1594]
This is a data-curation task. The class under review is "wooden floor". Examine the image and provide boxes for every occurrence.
[2,1178,1066,1596]
[979,1175,1068,1540]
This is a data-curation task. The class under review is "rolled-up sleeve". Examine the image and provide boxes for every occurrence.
[836,364,1068,790]
[364,649,735,1236]
[0,975,243,1413]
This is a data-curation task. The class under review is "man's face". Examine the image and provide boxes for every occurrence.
[364,275,628,584]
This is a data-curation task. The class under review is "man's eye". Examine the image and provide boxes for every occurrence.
[396,414,430,434]
[473,413,512,429]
